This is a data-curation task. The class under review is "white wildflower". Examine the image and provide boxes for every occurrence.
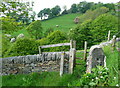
[114,77,116,79]
[87,76,88,77]
[100,76,103,78]
[116,84,119,87]
[92,79,94,81]
[96,77,98,80]
[105,67,109,70]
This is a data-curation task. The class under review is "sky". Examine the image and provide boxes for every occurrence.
[32,0,119,14]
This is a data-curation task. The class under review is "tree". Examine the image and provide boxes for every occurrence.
[38,10,44,20]
[0,1,35,24]
[79,7,109,24]
[70,4,78,13]
[51,5,61,16]
[62,5,68,14]
[77,1,94,13]
[26,20,43,39]
[1,17,22,34]
[90,14,118,42]
[69,19,93,49]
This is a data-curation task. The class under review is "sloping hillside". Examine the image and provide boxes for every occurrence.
[41,13,81,32]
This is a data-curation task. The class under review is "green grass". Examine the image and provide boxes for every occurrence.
[10,13,81,38]
[2,59,86,86]
[103,45,119,86]
[42,13,81,32]
[12,29,31,38]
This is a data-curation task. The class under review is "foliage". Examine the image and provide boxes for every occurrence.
[43,28,54,37]
[4,38,39,57]
[1,17,22,34]
[103,45,118,86]
[90,13,118,42]
[37,30,69,52]
[2,34,11,58]
[70,4,78,13]
[69,19,93,50]
[78,66,110,86]
[26,20,43,39]
[79,7,109,24]
[77,1,94,13]
[0,1,35,24]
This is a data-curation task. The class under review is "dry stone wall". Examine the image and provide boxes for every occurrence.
[1,52,69,75]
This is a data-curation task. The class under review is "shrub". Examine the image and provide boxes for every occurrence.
[2,35,11,57]
[69,19,93,50]
[90,13,118,42]
[26,20,43,39]
[5,38,39,57]
[79,7,109,24]
[69,66,112,87]
[1,17,22,34]
[37,30,69,52]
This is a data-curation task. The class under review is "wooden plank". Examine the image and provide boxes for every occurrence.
[70,40,73,49]
[76,63,83,65]
[42,51,69,54]
[84,41,87,61]
[40,43,70,48]
[69,48,75,74]
[38,46,42,55]
[60,52,65,76]
[108,30,111,41]
[73,40,76,67]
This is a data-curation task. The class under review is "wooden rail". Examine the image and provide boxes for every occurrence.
[40,43,70,48]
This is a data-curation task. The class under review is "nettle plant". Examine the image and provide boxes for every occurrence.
[79,66,110,86]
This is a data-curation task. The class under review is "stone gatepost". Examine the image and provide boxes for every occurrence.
[86,45,106,73]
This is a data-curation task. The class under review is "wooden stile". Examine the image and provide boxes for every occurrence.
[84,41,87,61]
[69,48,75,74]
[60,52,65,76]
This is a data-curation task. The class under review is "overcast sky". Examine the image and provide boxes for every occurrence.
[32,0,119,14]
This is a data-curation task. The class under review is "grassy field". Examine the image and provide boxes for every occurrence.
[42,13,81,32]
[10,13,81,38]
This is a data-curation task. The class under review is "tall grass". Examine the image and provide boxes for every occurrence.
[103,45,118,86]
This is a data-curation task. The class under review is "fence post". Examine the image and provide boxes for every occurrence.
[60,52,65,76]
[69,48,75,74]
[112,35,116,51]
[73,40,76,67]
[108,30,111,41]
[70,40,73,49]
[84,41,87,61]
[38,46,42,55]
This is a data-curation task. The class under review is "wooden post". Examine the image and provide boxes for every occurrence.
[112,35,116,51]
[84,41,87,61]
[73,40,76,67]
[108,30,111,41]
[60,52,65,76]
[70,40,73,49]
[69,48,75,74]
[38,46,42,55]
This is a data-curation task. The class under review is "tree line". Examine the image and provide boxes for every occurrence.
[37,1,116,20]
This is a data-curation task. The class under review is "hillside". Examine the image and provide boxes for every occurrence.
[41,13,81,32]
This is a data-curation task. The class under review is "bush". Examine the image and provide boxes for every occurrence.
[26,20,43,39]
[69,19,93,50]
[37,30,69,52]
[69,66,112,87]
[79,7,109,24]
[2,35,11,57]
[90,13,118,42]
[1,17,22,34]
[5,38,39,57]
